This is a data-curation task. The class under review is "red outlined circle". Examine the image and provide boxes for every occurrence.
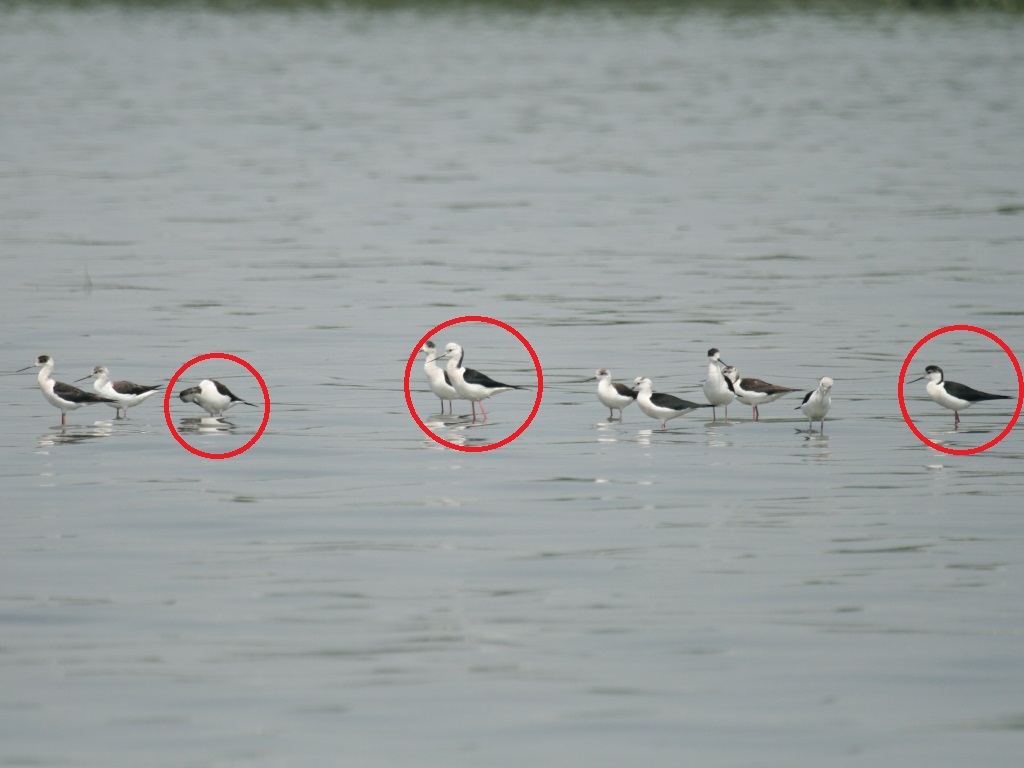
[898,325,1022,455]
[164,352,270,459]
[404,317,543,452]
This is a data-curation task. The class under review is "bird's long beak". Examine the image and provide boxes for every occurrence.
[908,375,925,384]
[74,374,91,383]
[15,365,34,373]
[426,354,447,364]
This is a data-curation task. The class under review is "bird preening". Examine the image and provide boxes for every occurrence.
[179,379,258,418]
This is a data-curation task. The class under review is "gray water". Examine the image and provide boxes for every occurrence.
[2,4,1023,766]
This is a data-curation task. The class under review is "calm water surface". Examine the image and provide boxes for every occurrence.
[1,5,1023,767]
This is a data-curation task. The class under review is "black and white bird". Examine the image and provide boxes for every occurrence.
[179,379,257,417]
[723,366,799,421]
[633,376,712,428]
[76,365,161,419]
[797,376,833,433]
[420,340,460,414]
[437,342,528,421]
[18,355,116,424]
[702,348,734,422]
[909,365,1012,427]
[594,368,637,421]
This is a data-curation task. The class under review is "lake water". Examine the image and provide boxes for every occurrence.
[1,3,1023,766]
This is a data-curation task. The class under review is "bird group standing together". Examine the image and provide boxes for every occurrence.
[18,354,257,424]
[595,348,834,432]
[419,340,529,421]
[594,347,1016,432]
[17,355,161,425]
[21,342,1007,432]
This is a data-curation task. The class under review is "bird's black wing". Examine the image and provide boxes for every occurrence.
[944,380,1012,403]
[54,381,115,404]
[213,380,257,406]
[112,380,161,396]
[463,367,526,390]
[611,382,638,399]
[650,393,708,411]
[741,378,798,395]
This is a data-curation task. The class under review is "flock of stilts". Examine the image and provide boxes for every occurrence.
[16,343,1013,432]
[416,341,834,431]
[419,342,1013,432]
[596,349,1013,431]
[419,340,529,421]
[17,354,256,424]
[595,348,833,431]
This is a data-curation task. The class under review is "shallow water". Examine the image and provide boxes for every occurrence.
[1,4,1023,767]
